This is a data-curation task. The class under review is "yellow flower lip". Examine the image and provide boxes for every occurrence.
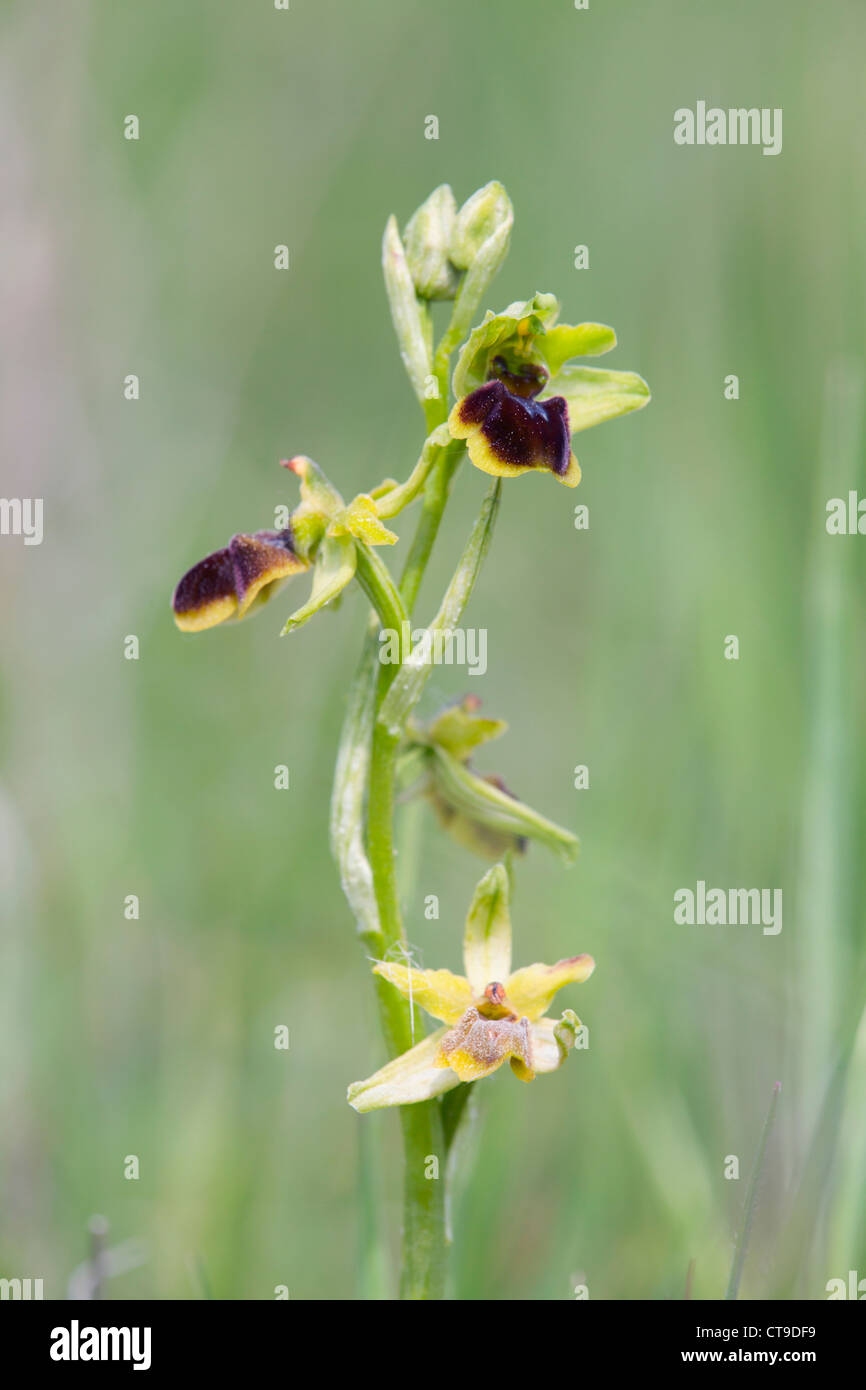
[435,1006,534,1084]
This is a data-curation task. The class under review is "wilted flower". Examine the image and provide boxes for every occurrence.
[347,863,593,1111]
[448,292,649,487]
[403,695,578,864]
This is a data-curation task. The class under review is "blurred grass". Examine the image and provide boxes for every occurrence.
[1,0,865,1299]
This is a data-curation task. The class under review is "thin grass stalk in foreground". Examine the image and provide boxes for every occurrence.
[725,1081,781,1300]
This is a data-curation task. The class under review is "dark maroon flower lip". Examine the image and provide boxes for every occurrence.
[172,527,308,632]
[449,379,579,484]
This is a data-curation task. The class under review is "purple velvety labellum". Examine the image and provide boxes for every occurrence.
[251,527,297,550]
[459,380,572,477]
[173,546,235,618]
[230,529,296,600]
[173,526,304,631]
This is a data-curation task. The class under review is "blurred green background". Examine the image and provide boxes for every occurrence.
[2,0,865,1300]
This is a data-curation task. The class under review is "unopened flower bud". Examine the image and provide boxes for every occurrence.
[403,185,460,301]
[450,181,513,272]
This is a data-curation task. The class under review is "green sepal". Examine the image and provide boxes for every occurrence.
[462,862,512,994]
[428,744,579,865]
[545,364,651,433]
[284,455,344,515]
[426,778,528,862]
[281,534,357,635]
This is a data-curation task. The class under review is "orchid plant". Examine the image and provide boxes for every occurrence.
[171,181,649,1299]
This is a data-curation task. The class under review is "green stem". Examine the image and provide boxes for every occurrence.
[362,429,462,1300]
[353,541,409,634]
[375,425,452,520]
[399,442,463,612]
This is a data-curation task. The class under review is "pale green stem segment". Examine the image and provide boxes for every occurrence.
[353,541,409,635]
[366,483,502,1294]
[433,217,512,376]
[725,1082,781,1300]
[375,425,452,519]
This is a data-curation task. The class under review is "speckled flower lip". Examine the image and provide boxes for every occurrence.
[450,375,580,486]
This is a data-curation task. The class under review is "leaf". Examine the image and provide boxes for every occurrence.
[329,631,381,944]
[377,479,501,738]
[382,215,432,404]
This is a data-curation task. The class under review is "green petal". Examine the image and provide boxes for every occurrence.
[538,322,616,374]
[347,1029,460,1112]
[547,364,651,434]
[281,534,356,635]
[335,495,398,546]
[463,863,512,996]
